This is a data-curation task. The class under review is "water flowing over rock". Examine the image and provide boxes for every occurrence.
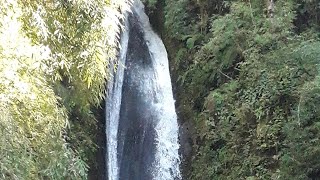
[105,1,181,179]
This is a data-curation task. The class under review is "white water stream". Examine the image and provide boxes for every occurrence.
[106,1,181,179]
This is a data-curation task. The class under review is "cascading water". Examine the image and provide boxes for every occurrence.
[106,0,181,180]
[105,15,129,180]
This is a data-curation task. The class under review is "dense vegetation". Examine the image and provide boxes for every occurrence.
[3,0,320,179]
[0,0,129,179]
[159,0,320,179]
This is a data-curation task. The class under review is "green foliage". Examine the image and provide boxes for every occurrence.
[19,0,127,105]
[142,0,158,9]
[165,0,193,40]
[0,0,129,179]
[165,0,226,40]
[18,0,130,174]
[165,0,320,179]
[0,2,87,178]
[280,77,320,179]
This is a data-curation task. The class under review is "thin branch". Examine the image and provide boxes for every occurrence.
[297,95,302,127]
[218,69,233,80]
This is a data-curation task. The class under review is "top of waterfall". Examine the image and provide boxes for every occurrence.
[130,0,167,57]
[132,0,153,32]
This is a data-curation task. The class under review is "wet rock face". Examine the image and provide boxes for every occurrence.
[179,121,193,170]
[88,103,106,180]
[180,122,193,158]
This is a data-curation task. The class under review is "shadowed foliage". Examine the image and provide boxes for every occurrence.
[163,0,320,179]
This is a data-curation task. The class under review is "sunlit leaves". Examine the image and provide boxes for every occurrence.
[0,0,129,179]
[0,3,87,178]
[19,0,130,105]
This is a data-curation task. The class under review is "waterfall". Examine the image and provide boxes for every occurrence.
[105,16,129,180]
[106,0,181,179]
